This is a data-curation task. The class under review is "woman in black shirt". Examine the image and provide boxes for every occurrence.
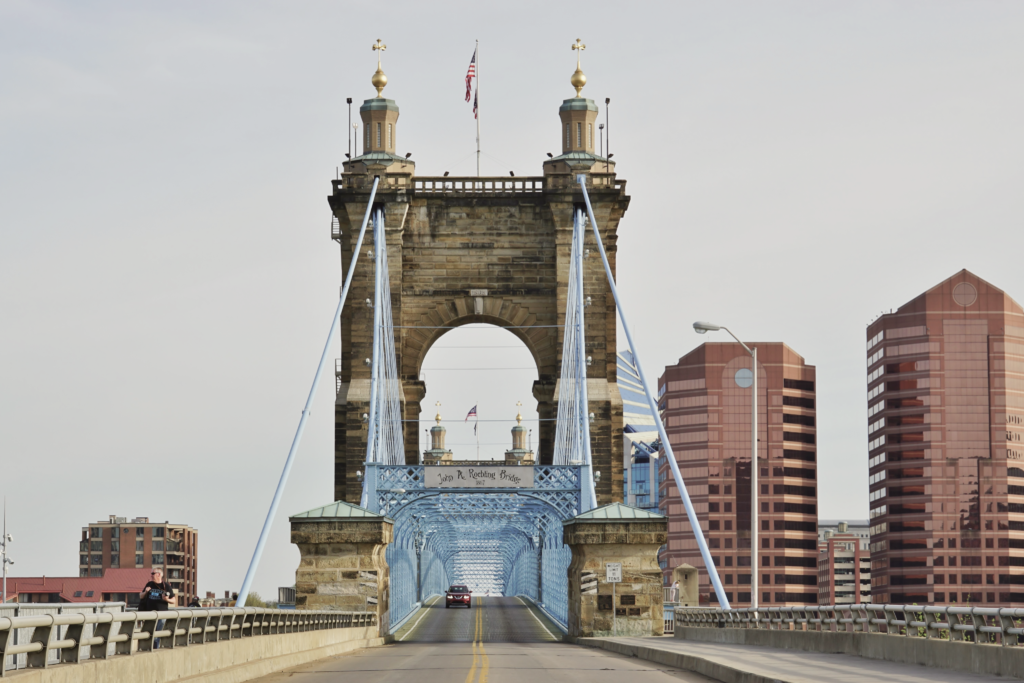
[140,569,175,648]
[140,569,175,610]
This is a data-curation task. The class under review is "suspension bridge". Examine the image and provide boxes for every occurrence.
[219,46,730,638]
[242,168,727,635]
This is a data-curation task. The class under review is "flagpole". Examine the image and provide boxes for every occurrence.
[475,39,480,177]
[476,400,481,459]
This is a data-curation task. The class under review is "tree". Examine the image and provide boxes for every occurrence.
[245,592,267,608]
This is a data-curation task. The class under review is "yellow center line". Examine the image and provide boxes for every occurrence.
[464,596,479,683]
[464,596,488,683]
[479,596,489,683]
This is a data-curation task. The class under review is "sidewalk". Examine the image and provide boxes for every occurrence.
[577,635,1010,683]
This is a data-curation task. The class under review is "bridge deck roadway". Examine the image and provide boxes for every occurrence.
[253,596,715,682]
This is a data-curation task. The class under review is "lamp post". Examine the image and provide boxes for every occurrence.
[693,321,759,610]
[604,97,610,157]
[2,500,12,605]
[346,98,353,158]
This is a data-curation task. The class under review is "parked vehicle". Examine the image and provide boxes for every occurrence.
[445,585,472,608]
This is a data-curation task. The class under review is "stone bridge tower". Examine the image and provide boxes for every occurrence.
[330,47,630,506]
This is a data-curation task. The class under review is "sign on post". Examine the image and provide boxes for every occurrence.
[606,562,622,636]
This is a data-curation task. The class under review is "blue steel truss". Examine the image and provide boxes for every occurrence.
[367,464,587,630]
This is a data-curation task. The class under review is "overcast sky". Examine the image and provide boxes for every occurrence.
[2,1,1023,600]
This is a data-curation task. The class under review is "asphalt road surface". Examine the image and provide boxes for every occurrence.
[254,596,716,682]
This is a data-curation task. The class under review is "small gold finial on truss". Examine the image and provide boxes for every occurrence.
[570,38,587,97]
[435,400,442,424]
[371,39,388,97]
[516,400,523,425]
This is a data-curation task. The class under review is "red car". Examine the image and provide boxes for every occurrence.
[445,585,471,608]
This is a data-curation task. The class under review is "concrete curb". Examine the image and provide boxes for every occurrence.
[516,595,568,635]
[575,637,789,683]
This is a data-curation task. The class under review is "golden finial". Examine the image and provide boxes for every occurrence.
[371,39,388,97]
[516,400,523,425]
[570,38,587,97]
[435,401,442,424]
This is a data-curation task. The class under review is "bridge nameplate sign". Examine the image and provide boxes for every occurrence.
[424,466,534,488]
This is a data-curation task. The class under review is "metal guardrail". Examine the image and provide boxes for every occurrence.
[0,607,375,677]
[1,603,126,673]
[675,604,1024,646]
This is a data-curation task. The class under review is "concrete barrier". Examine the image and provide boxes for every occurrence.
[675,625,1024,680]
[3,624,384,683]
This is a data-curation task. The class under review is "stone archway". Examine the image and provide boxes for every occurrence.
[400,304,559,467]
[330,166,630,506]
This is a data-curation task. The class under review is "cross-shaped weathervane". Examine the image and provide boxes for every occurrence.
[373,39,386,65]
[571,38,585,62]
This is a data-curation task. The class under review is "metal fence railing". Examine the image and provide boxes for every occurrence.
[0,606,375,677]
[675,604,1024,646]
[1,602,126,673]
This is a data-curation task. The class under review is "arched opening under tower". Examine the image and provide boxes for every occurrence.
[417,323,541,464]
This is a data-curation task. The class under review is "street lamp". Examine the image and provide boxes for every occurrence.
[1,502,12,605]
[693,321,759,610]
[346,97,353,159]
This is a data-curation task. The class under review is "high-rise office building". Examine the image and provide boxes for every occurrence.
[866,270,1024,606]
[79,516,198,605]
[658,342,818,607]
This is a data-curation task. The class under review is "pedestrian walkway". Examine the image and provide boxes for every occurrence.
[578,636,1013,683]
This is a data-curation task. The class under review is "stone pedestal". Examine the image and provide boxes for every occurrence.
[289,502,392,636]
[564,503,667,638]
[671,563,700,607]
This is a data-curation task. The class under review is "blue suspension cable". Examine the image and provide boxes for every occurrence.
[236,176,380,607]
[576,174,731,610]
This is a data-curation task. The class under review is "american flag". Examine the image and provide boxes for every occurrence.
[465,404,477,421]
[465,48,476,102]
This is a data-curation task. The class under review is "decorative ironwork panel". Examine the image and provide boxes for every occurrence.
[371,464,580,630]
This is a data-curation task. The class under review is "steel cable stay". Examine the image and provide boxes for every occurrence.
[577,174,732,610]
[361,207,407,507]
[234,177,381,607]
[552,206,598,509]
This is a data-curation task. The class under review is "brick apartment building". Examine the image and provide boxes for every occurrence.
[658,342,819,607]
[867,270,1024,606]
[79,515,198,605]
